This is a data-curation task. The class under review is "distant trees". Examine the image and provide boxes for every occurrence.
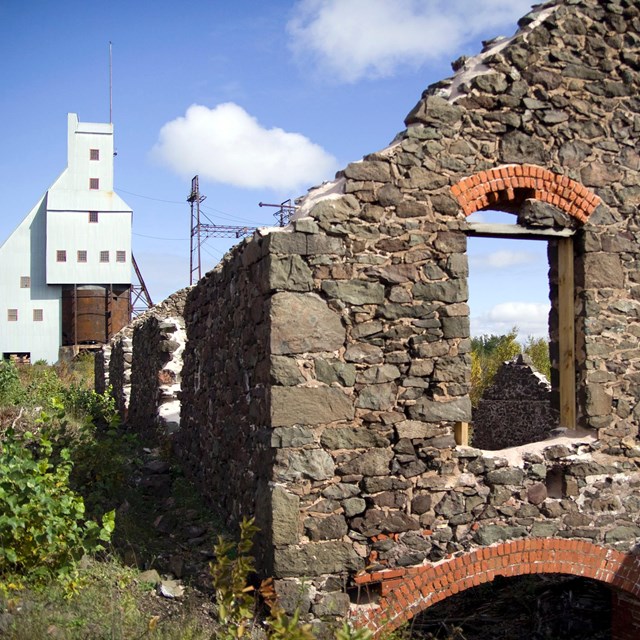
[470,328,551,407]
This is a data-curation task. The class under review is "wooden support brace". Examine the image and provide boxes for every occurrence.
[455,422,470,446]
[558,237,576,429]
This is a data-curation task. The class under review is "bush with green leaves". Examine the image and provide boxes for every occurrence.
[0,361,24,407]
[0,427,115,589]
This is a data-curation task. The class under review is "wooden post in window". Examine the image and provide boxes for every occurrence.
[455,421,469,446]
[558,238,576,429]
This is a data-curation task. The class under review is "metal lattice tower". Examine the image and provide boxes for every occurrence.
[259,199,296,227]
[188,175,256,285]
[130,254,154,317]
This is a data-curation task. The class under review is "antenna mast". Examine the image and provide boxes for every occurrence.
[109,41,113,124]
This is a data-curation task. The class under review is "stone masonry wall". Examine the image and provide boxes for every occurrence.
[177,243,273,548]
[125,0,640,632]
[128,316,186,439]
[96,287,191,421]
[472,354,558,450]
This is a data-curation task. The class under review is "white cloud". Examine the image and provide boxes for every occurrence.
[287,0,534,82]
[472,302,549,340]
[151,103,337,192]
[470,250,537,269]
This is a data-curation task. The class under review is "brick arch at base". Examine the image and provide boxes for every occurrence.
[349,538,640,637]
[450,163,602,223]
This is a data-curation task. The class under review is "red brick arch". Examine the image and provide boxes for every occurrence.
[349,538,640,637]
[451,164,601,223]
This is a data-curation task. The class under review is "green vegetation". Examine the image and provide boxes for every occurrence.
[0,358,372,639]
[0,427,114,590]
[470,328,551,407]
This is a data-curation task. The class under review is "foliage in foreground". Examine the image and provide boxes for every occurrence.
[470,328,551,407]
[211,517,371,640]
[0,427,115,590]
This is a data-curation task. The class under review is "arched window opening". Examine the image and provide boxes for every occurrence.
[461,206,576,450]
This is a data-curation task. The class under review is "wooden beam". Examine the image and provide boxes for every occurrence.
[466,222,574,240]
[455,422,470,446]
[558,237,576,429]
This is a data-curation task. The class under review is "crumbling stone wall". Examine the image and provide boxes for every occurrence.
[95,287,191,421]
[472,355,558,449]
[128,316,186,439]
[119,0,640,633]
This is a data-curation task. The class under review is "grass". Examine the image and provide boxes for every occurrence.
[1,557,216,639]
[0,356,223,639]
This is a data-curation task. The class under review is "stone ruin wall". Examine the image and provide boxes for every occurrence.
[178,0,640,623]
[472,355,559,450]
[128,316,186,439]
[101,0,640,631]
[95,286,192,423]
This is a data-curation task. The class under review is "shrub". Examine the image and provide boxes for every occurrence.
[0,428,115,589]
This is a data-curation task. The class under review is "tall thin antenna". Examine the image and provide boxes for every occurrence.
[109,41,113,124]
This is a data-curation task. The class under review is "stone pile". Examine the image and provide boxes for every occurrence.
[472,354,559,450]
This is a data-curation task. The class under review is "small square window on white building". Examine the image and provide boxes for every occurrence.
[20,276,30,288]
[77,250,87,263]
[56,250,67,262]
[7,309,18,322]
[89,178,99,190]
[90,149,100,161]
[33,309,43,322]
[100,251,110,263]
[89,211,99,223]
[116,250,126,263]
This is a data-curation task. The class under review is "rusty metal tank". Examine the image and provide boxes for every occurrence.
[61,285,131,345]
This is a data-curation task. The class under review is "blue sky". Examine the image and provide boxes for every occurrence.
[0,0,549,339]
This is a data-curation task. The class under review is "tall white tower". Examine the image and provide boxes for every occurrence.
[0,113,134,363]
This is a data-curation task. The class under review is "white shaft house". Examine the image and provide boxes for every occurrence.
[0,114,133,363]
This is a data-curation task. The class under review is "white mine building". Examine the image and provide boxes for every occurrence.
[0,114,133,363]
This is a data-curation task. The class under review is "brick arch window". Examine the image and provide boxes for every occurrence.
[350,539,640,638]
[451,164,601,223]
[449,164,602,446]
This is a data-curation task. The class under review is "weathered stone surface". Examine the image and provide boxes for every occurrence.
[270,293,345,354]
[527,482,548,505]
[408,397,472,423]
[395,420,445,439]
[344,343,384,364]
[271,387,354,426]
[413,280,468,303]
[271,426,315,448]
[486,468,525,486]
[276,449,335,481]
[356,382,397,411]
[305,514,348,541]
[343,497,367,517]
[312,592,351,617]
[351,509,420,536]
[321,280,385,305]
[343,161,391,182]
[271,356,305,386]
[266,255,313,291]
[320,427,389,450]
[123,3,640,626]
[272,486,300,546]
[337,449,393,476]
[500,130,549,164]
[273,542,363,577]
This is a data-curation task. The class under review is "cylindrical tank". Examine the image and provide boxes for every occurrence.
[61,285,131,345]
